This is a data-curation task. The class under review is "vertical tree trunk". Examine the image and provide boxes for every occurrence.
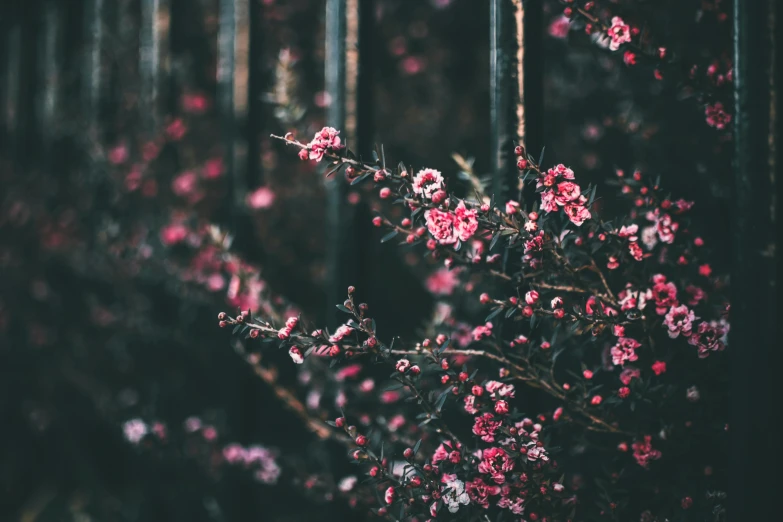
[731,0,781,518]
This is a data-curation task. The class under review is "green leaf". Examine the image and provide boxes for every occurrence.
[380,230,399,243]
[324,162,344,178]
[485,307,504,322]
[350,171,372,185]
[490,231,502,250]
[413,439,422,455]
[336,304,352,313]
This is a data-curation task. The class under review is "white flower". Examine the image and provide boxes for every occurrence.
[123,419,148,444]
[289,347,304,364]
[641,225,658,250]
[338,475,357,492]
[444,479,470,513]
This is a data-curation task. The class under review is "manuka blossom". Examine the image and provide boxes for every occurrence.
[705,102,732,129]
[305,127,344,162]
[651,275,679,314]
[620,367,641,385]
[426,267,461,295]
[472,412,502,442]
[478,447,515,484]
[607,16,632,51]
[688,321,727,358]
[664,304,697,338]
[537,164,591,226]
[123,419,148,444]
[453,201,479,242]
[288,346,304,364]
[329,324,353,343]
[611,337,641,366]
[466,477,501,508]
[484,380,515,399]
[425,207,459,245]
[412,168,445,199]
[396,358,411,373]
[472,322,494,341]
[443,478,471,513]
[632,436,662,468]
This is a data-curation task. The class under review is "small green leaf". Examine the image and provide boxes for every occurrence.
[380,230,399,243]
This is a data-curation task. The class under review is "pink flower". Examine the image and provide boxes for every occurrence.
[160,223,188,246]
[172,171,198,197]
[463,394,478,414]
[335,364,363,381]
[688,321,726,358]
[472,413,502,442]
[396,359,411,373]
[505,200,520,214]
[246,186,275,209]
[685,285,706,306]
[202,158,224,179]
[554,181,581,205]
[425,208,459,245]
[329,324,353,343]
[472,322,494,341]
[629,242,644,261]
[182,93,208,113]
[453,201,479,242]
[166,119,187,140]
[651,360,667,375]
[412,168,445,199]
[611,337,641,366]
[485,381,515,398]
[108,144,128,165]
[654,213,679,244]
[524,231,545,253]
[426,267,460,295]
[289,347,304,364]
[564,204,591,226]
[607,17,631,51]
[540,190,559,213]
[478,447,514,484]
[466,477,501,508]
[652,277,678,315]
[632,436,662,468]
[385,486,395,504]
[547,15,570,39]
[306,127,344,162]
[705,102,732,129]
[618,224,639,239]
[620,367,641,385]
[664,305,697,338]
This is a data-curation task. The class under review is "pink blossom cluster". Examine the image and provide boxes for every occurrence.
[537,164,591,226]
[298,127,344,162]
[223,443,281,484]
[424,201,479,246]
[607,17,632,51]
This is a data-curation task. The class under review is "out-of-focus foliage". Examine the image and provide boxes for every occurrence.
[0,0,731,520]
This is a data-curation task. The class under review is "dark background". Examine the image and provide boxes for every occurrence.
[0,0,733,520]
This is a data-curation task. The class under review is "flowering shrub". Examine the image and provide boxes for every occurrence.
[219,128,729,521]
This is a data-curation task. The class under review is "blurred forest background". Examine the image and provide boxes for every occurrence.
[0,0,732,520]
